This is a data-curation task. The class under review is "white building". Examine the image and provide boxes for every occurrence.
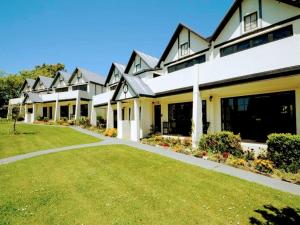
[9,68,106,123]
[92,0,300,146]
[8,0,300,146]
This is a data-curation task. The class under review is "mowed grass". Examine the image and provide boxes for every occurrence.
[0,121,100,159]
[0,145,299,225]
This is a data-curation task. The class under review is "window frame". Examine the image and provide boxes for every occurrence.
[244,12,258,32]
[180,42,189,56]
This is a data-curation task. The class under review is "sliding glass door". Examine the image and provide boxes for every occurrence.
[221,91,296,142]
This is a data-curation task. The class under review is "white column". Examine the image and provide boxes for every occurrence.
[24,104,28,123]
[32,103,36,123]
[192,66,203,148]
[88,101,92,119]
[117,101,122,139]
[132,98,140,142]
[68,104,72,120]
[296,88,300,135]
[75,97,80,121]
[91,106,97,126]
[54,96,59,121]
[208,97,215,133]
[106,101,114,128]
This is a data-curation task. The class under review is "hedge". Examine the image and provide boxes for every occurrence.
[267,133,300,173]
[199,131,243,157]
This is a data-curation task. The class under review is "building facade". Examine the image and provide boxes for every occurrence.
[9,0,300,147]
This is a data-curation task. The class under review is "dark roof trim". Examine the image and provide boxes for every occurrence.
[155,86,193,98]
[199,65,300,90]
[104,63,125,86]
[133,68,160,76]
[94,103,108,108]
[215,14,300,48]
[211,0,300,42]
[157,23,209,67]
[124,51,153,74]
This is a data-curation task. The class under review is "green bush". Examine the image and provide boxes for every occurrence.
[199,131,243,157]
[267,133,300,173]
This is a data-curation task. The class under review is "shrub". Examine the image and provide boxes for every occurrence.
[103,128,117,137]
[17,117,24,121]
[79,117,91,128]
[199,131,243,157]
[266,133,300,173]
[36,116,43,121]
[226,156,247,168]
[254,159,274,174]
[67,120,75,125]
[43,117,49,122]
[243,149,255,161]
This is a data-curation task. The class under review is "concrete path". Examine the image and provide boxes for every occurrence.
[1,125,300,196]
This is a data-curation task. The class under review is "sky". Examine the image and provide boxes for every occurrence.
[0,0,233,77]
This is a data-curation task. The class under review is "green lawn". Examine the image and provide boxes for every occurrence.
[0,122,100,159]
[0,145,299,225]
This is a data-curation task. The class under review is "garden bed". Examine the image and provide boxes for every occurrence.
[141,134,300,185]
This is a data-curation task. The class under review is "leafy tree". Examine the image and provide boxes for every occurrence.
[7,104,21,134]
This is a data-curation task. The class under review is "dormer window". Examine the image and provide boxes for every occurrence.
[77,73,82,83]
[244,12,258,32]
[135,62,141,72]
[180,42,189,56]
[59,77,64,86]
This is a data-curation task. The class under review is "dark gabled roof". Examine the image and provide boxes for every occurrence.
[32,76,54,90]
[104,62,126,86]
[211,0,300,41]
[124,50,159,74]
[23,92,43,104]
[157,23,209,67]
[69,67,106,85]
[20,78,35,93]
[112,75,155,101]
[50,71,71,88]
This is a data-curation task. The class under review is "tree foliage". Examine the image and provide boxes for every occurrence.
[0,63,65,117]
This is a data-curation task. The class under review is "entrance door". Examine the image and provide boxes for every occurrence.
[154,105,161,133]
[43,107,47,118]
[49,107,53,120]
[113,110,117,128]
[168,102,193,136]
[60,106,69,118]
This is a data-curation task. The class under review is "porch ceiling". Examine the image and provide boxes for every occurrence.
[201,74,300,98]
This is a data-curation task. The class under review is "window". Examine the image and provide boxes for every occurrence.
[168,55,206,73]
[28,108,33,113]
[180,42,189,56]
[128,108,131,120]
[80,104,88,117]
[244,12,258,32]
[221,91,296,141]
[122,108,125,120]
[56,87,68,93]
[220,25,293,57]
[135,58,141,72]
[72,84,88,91]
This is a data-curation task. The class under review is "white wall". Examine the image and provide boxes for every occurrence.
[215,0,300,44]
[128,55,150,75]
[164,27,209,65]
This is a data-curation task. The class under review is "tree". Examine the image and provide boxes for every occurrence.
[7,104,21,134]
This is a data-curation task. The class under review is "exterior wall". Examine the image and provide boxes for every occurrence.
[128,55,150,75]
[215,0,300,44]
[202,19,300,83]
[164,28,209,65]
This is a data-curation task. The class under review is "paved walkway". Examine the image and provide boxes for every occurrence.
[1,126,300,196]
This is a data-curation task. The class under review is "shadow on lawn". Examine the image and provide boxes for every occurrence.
[249,205,300,225]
